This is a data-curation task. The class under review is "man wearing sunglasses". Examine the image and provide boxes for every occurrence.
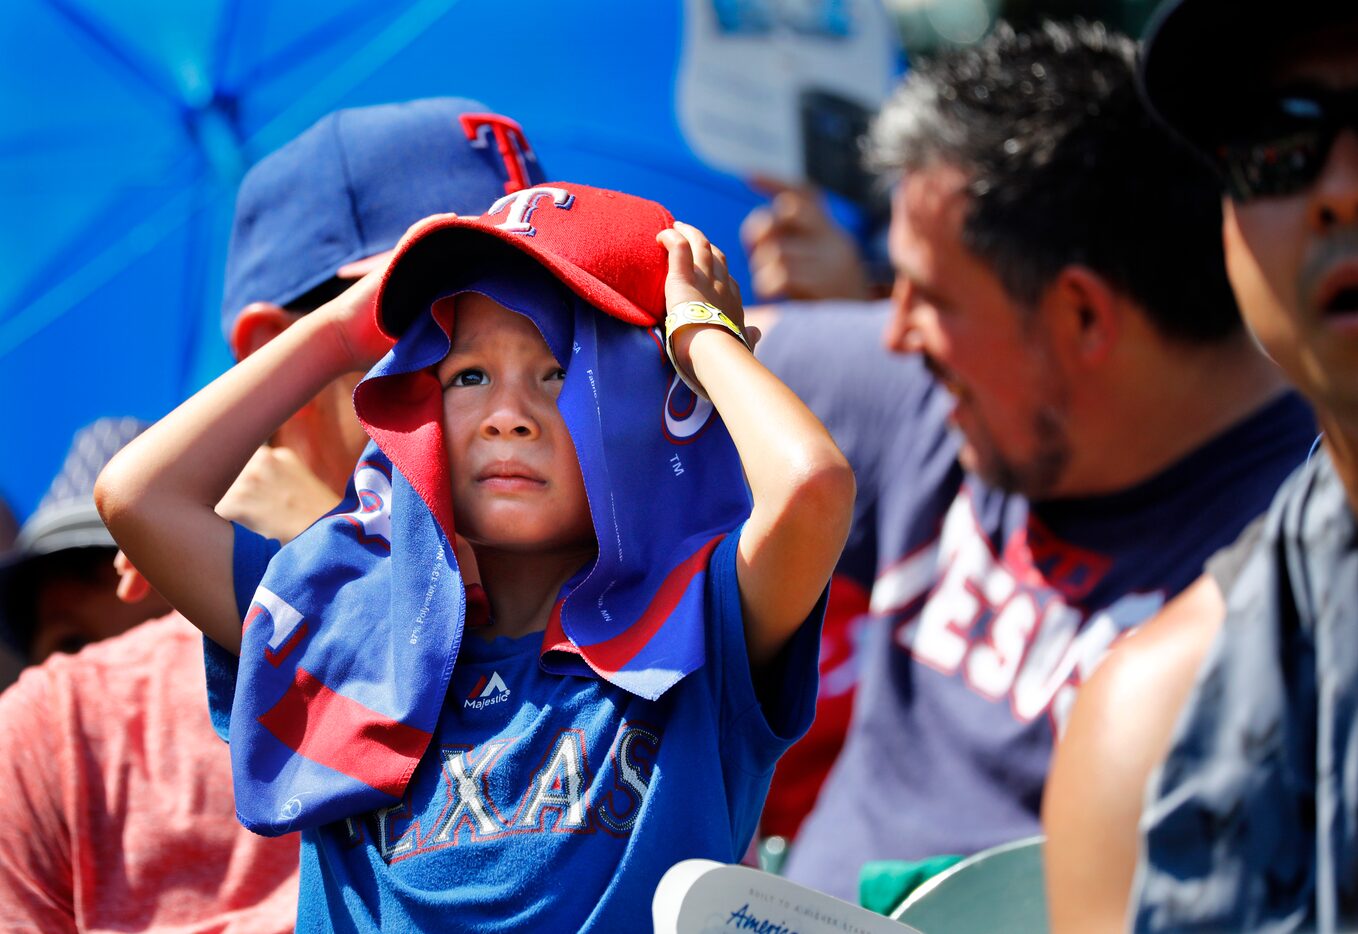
[763,19,1322,910]
[1044,3,1358,931]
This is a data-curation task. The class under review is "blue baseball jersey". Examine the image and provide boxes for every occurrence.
[757,303,1317,900]
[212,525,820,931]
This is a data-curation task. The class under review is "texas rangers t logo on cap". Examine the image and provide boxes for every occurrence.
[486,186,577,236]
[459,113,538,194]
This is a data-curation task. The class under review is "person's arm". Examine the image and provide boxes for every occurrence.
[1042,574,1225,934]
[113,445,342,605]
[94,270,391,654]
[657,222,855,668]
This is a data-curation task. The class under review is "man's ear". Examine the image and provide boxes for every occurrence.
[229,302,296,361]
[1042,266,1119,368]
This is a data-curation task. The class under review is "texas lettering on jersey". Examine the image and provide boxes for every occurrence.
[872,487,1164,733]
[340,719,662,863]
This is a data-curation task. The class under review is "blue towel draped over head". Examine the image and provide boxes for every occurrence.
[225,246,750,835]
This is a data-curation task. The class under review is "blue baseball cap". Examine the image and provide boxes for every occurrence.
[221,97,546,338]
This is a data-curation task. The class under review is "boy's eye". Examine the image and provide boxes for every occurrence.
[447,368,486,388]
[546,367,567,382]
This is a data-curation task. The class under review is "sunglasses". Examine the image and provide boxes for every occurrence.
[1214,87,1358,202]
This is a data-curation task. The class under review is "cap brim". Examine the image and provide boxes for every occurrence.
[1140,0,1349,150]
[377,214,660,338]
[15,502,115,556]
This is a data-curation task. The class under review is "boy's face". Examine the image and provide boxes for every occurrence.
[436,294,595,558]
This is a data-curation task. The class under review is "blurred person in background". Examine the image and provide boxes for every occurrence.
[0,418,171,663]
[756,21,1315,911]
[0,494,25,689]
[0,96,542,931]
[1044,3,1358,931]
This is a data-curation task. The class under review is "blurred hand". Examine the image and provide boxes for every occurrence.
[741,179,871,302]
[215,445,342,544]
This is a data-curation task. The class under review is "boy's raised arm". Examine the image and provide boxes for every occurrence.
[657,223,855,668]
[94,271,392,654]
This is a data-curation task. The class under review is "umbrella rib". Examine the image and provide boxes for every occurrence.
[238,4,394,91]
[209,0,246,94]
[0,189,202,361]
[43,0,180,106]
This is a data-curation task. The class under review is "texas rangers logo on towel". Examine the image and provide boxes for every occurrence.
[226,241,750,834]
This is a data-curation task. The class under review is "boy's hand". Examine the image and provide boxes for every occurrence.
[318,212,465,372]
[658,221,744,324]
[657,222,761,389]
[316,260,396,373]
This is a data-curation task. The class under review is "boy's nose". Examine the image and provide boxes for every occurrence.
[480,398,540,439]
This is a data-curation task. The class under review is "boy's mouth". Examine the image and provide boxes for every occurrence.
[477,462,546,488]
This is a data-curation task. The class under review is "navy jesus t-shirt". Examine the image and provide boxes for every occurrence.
[757,301,1316,900]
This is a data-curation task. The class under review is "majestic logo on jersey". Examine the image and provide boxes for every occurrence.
[873,488,1165,733]
[345,720,662,863]
[336,460,393,550]
[485,186,575,236]
[464,671,512,710]
[459,112,538,194]
[243,586,309,668]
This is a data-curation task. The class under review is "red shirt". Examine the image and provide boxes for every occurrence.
[0,614,298,932]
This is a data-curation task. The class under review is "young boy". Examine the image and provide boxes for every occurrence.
[96,183,853,930]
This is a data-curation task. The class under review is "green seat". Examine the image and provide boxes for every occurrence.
[889,836,1048,934]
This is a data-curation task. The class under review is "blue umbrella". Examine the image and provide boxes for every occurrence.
[0,0,899,518]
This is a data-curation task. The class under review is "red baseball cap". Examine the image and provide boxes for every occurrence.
[376,182,674,336]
